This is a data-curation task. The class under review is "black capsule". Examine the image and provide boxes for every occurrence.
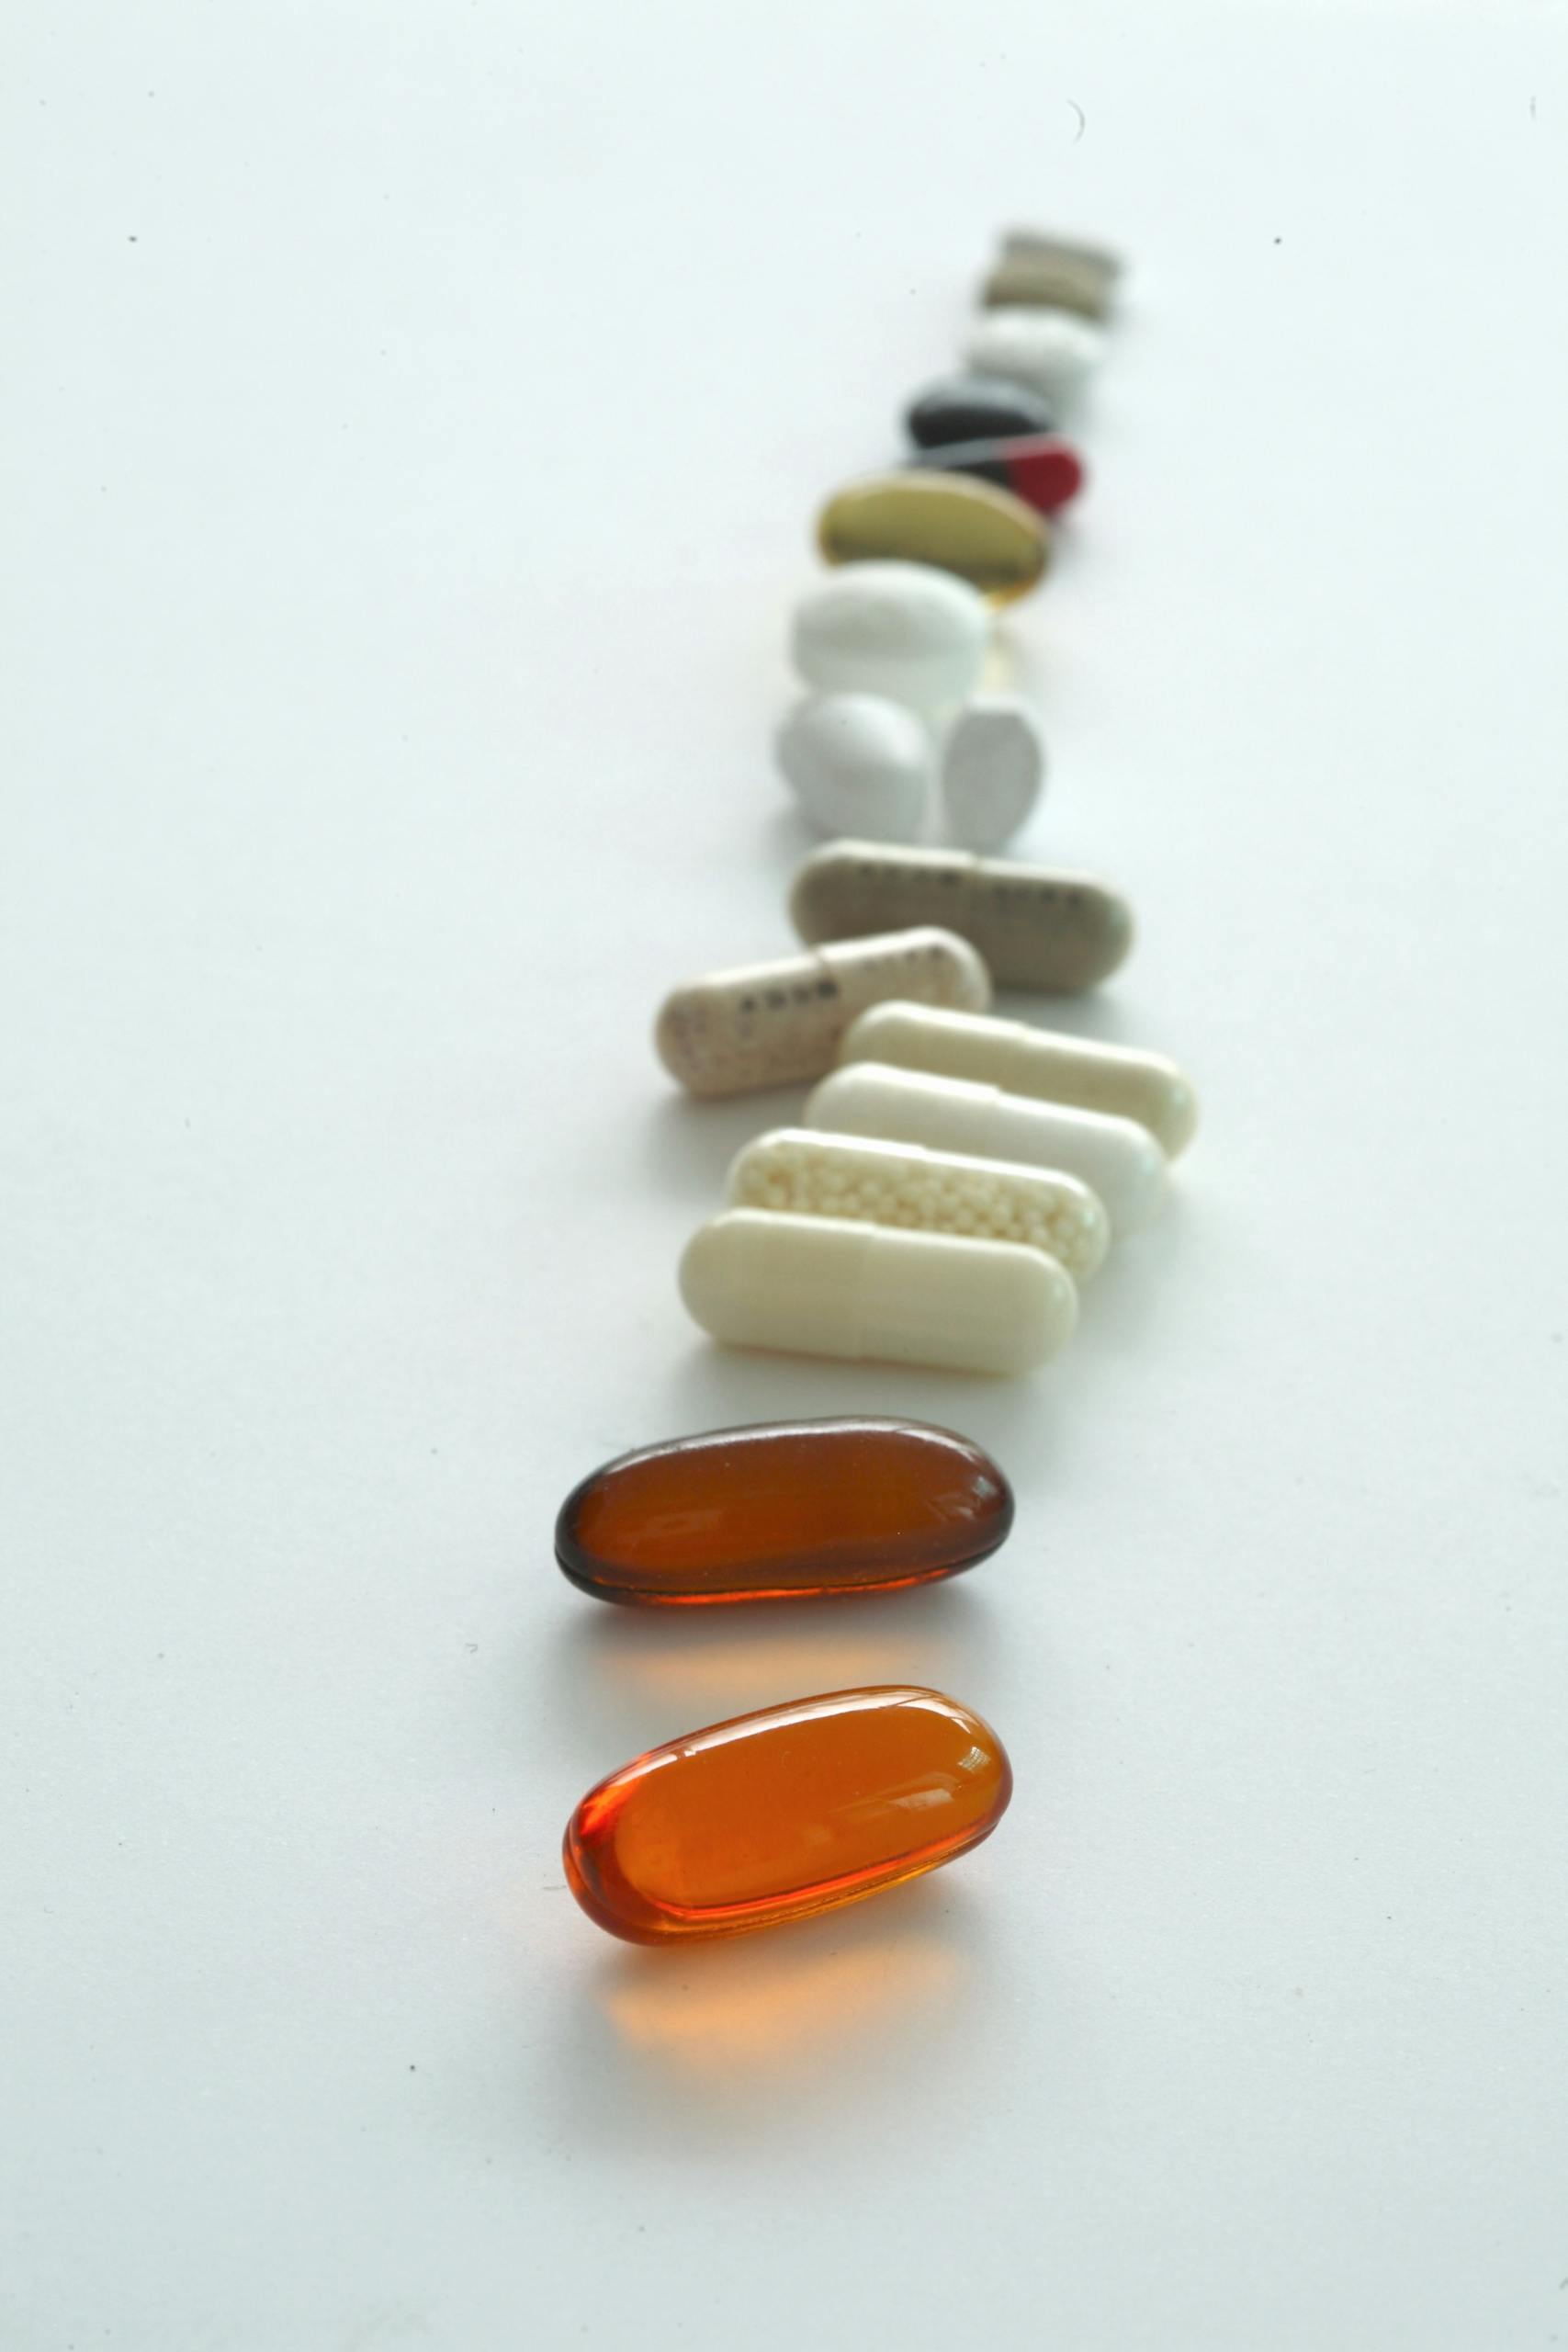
[905,373,1058,450]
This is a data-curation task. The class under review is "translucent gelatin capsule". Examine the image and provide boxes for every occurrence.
[563,1685,1013,1943]
[840,1003,1200,1157]
[806,1064,1167,1236]
[655,926,989,1098]
[789,839,1133,993]
[908,434,1086,518]
[728,1126,1109,1280]
[680,1208,1077,1374]
[555,1416,1013,1606]
[817,473,1050,606]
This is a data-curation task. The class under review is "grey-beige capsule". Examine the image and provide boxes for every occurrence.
[789,841,1133,994]
[979,252,1111,320]
[655,927,990,1099]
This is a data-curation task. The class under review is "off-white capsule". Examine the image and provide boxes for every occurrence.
[791,560,991,718]
[790,840,1132,992]
[840,1003,1199,1157]
[727,1127,1109,1280]
[656,928,990,1099]
[807,1064,1167,1236]
[679,1209,1077,1375]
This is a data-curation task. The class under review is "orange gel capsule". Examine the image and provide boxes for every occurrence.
[554,1417,1013,1605]
[563,1686,1012,1944]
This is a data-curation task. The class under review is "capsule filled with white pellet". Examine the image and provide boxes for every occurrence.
[727,1127,1109,1280]
[679,1209,1076,1375]
[840,1003,1199,1157]
[656,927,990,1099]
[807,1063,1167,1236]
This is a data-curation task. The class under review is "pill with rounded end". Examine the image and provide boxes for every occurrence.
[817,472,1049,606]
[908,433,1086,518]
[775,692,930,842]
[840,1004,1199,1158]
[905,372,1059,448]
[963,308,1107,403]
[789,840,1133,992]
[792,560,992,718]
[980,252,1111,319]
[728,1126,1109,1280]
[941,695,1046,852]
[998,226,1124,281]
[555,1416,1014,1607]
[656,927,990,1098]
[806,1064,1167,1236]
[564,1685,1013,1943]
[679,1209,1077,1374]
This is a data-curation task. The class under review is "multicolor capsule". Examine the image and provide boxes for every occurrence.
[908,434,1085,517]
[563,1685,1013,1942]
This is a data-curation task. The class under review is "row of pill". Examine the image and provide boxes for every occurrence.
[560,227,1133,1945]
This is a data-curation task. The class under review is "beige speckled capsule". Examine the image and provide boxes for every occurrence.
[655,927,990,1099]
[839,1004,1199,1158]
[980,252,1111,319]
[727,1127,1109,1279]
[789,841,1132,993]
[817,474,1050,606]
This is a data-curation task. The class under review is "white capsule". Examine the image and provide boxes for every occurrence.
[840,1003,1199,1157]
[656,928,990,1099]
[941,695,1046,851]
[962,308,1106,403]
[679,1209,1077,1374]
[791,560,991,718]
[727,1126,1109,1280]
[806,1063,1167,1235]
[776,693,931,842]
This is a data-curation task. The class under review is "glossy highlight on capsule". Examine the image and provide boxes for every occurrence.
[555,1416,1014,1606]
[563,1686,1013,1943]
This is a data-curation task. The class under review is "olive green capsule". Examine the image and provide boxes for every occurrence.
[817,473,1049,606]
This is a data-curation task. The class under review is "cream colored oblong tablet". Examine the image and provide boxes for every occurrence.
[790,840,1132,992]
[807,1063,1167,1236]
[727,1127,1109,1281]
[840,1003,1199,1157]
[655,927,990,1099]
[679,1210,1076,1375]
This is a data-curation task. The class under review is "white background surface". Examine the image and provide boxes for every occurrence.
[4,4,1568,2346]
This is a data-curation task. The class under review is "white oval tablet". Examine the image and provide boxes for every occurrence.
[792,560,991,718]
[962,308,1106,403]
[727,1126,1109,1280]
[840,1002,1199,1157]
[776,693,931,842]
[941,695,1046,851]
[679,1209,1076,1374]
[806,1062,1167,1235]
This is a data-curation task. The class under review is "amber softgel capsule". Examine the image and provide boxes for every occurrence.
[556,1416,1013,1606]
[563,1686,1013,1943]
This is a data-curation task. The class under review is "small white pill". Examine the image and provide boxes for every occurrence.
[656,929,990,1098]
[792,560,991,718]
[840,1003,1199,1157]
[941,695,1046,851]
[962,308,1107,403]
[727,1126,1109,1280]
[679,1209,1077,1375]
[807,1063,1167,1235]
[776,693,931,842]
